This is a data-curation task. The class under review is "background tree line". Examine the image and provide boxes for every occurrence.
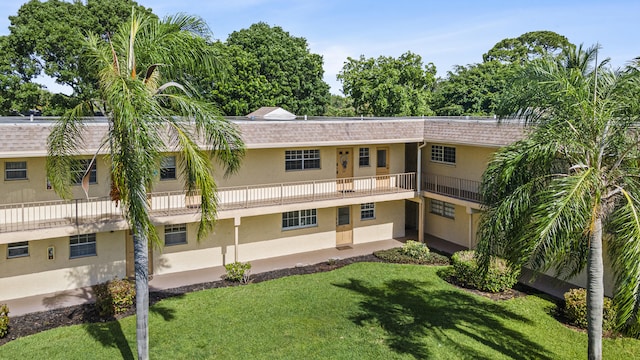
[0,0,628,118]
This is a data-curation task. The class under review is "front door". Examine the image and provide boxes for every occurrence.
[376,147,390,188]
[126,231,153,278]
[336,148,354,191]
[336,206,353,246]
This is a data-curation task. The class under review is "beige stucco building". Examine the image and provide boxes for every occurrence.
[0,115,546,301]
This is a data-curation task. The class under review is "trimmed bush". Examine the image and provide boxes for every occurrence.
[400,240,430,260]
[93,278,136,318]
[564,288,617,332]
[374,247,450,265]
[451,250,519,293]
[0,304,8,338]
[225,261,252,283]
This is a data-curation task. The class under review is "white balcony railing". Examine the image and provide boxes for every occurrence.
[422,173,481,203]
[0,172,415,233]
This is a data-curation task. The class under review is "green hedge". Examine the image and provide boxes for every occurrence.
[564,288,617,332]
[225,261,252,283]
[451,250,519,293]
[0,304,8,338]
[93,278,136,318]
[374,247,450,266]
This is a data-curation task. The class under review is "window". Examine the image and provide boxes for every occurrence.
[5,161,27,180]
[285,150,320,170]
[359,148,370,167]
[160,156,177,180]
[360,203,375,220]
[430,199,455,219]
[7,241,29,258]
[70,233,97,258]
[282,209,317,230]
[165,224,187,246]
[72,159,97,185]
[431,145,456,164]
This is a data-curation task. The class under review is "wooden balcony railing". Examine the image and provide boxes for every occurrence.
[422,173,481,203]
[0,172,416,233]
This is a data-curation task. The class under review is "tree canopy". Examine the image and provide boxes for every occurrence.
[208,22,330,116]
[338,51,436,116]
[0,0,153,115]
[432,61,515,116]
[483,30,571,64]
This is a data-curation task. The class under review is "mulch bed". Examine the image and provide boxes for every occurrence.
[0,254,535,346]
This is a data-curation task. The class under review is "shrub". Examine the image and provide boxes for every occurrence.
[400,240,430,260]
[93,278,136,318]
[374,247,450,265]
[0,304,8,338]
[225,261,252,283]
[564,288,617,332]
[450,250,519,293]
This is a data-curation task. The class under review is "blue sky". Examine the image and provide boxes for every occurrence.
[1,0,639,94]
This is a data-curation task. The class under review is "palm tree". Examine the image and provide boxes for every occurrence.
[46,11,244,360]
[476,44,640,360]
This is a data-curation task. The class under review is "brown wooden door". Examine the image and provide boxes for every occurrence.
[376,147,390,189]
[126,231,153,278]
[336,206,353,246]
[336,148,354,191]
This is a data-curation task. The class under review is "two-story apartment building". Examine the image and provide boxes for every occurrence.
[1,115,552,302]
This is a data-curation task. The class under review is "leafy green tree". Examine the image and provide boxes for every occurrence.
[208,22,330,116]
[5,0,153,99]
[338,51,436,116]
[46,11,244,359]
[483,30,571,64]
[477,45,640,360]
[432,61,515,116]
[324,94,356,117]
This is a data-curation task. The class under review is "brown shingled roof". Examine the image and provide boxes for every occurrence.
[0,118,528,157]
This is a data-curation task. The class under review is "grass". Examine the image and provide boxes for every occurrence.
[1,262,639,359]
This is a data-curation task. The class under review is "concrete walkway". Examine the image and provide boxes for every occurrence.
[4,234,574,317]
[5,239,402,316]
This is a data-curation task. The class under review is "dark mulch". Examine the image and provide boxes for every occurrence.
[0,253,541,346]
[0,254,382,346]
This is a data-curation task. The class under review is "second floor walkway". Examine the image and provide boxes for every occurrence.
[0,172,416,236]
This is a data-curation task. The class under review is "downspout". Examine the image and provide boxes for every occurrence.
[417,141,427,243]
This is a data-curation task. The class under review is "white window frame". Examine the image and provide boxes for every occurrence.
[7,241,29,258]
[282,209,317,230]
[285,149,320,171]
[430,199,455,219]
[160,156,177,180]
[165,224,187,246]
[431,145,456,165]
[70,233,97,258]
[360,203,375,220]
[5,161,27,180]
[72,159,97,185]
[359,148,370,167]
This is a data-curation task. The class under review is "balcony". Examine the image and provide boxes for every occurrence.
[0,172,415,234]
[422,173,481,203]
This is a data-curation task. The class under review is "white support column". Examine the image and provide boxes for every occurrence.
[466,207,474,249]
[418,197,424,243]
[234,216,241,263]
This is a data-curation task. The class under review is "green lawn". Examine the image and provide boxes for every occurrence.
[1,263,638,359]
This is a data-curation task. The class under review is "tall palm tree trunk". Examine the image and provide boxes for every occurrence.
[134,221,149,360]
[587,217,604,360]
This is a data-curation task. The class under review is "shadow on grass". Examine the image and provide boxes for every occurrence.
[83,293,181,359]
[334,278,555,359]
